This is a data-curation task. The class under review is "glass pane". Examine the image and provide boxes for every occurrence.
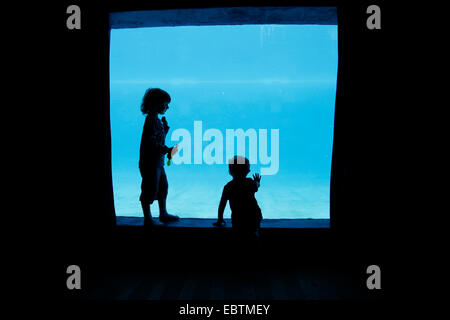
[110,24,337,219]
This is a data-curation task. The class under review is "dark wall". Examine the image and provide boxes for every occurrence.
[44,0,396,291]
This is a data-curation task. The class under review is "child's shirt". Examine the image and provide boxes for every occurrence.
[222,178,262,231]
[139,114,170,170]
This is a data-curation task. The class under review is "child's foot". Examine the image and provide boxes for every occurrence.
[159,213,179,223]
[144,217,163,227]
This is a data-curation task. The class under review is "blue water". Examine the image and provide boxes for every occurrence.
[110,25,338,219]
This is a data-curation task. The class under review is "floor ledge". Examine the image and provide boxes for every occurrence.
[116,217,330,229]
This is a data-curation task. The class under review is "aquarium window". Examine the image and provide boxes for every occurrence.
[109,7,337,222]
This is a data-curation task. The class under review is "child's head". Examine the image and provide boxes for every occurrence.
[141,88,171,115]
[228,156,250,179]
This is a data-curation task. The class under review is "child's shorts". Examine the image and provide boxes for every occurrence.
[139,166,168,204]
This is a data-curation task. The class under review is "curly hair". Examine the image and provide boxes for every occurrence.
[228,156,250,178]
[140,88,171,115]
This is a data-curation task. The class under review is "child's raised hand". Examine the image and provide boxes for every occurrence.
[252,173,261,183]
[213,219,226,227]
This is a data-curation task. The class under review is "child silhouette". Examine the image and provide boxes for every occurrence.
[213,156,263,242]
[139,88,179,226]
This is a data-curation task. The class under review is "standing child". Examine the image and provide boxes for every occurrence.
[213,156,263,243]
[139,88,179,226]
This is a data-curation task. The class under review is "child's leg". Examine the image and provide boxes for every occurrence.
[157,168,179,222]
[140,166,164,226]
[141,201,152,220]
[158,195,179,221]
[141,201,163,226]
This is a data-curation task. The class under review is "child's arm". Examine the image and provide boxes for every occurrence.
[144,117,171,155]
[213,188,227,226]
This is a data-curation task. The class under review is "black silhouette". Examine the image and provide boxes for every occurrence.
[139,88,179,227]
[214,156,263,245]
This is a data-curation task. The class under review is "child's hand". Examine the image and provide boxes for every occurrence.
[167,144,179,159]
[213,219,226,227]
[252,173,261,183]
